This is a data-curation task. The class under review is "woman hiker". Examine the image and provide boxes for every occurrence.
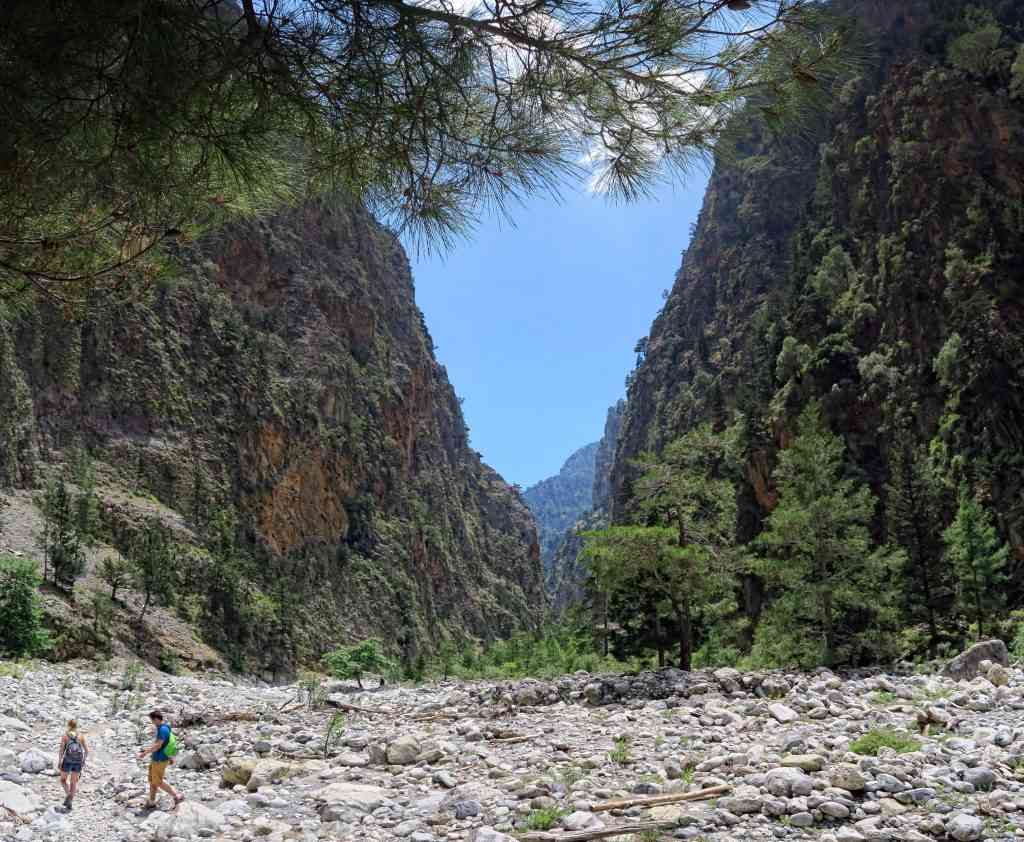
[57,719,89,811]
[137,709,183,810]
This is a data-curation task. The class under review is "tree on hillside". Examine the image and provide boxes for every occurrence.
[39,479,87,594]
[885,431,949,658]
[943,483,1009,640]
[129,519,177,619]
[752,403,903,668]
[0,0,859,303]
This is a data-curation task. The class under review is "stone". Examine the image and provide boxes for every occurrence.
[178,745,220,771]
[221,756,258,787]
[768,703,798,724]
[946,813,984,842]
[718,785,763,814]
[714,668,742,693]
[944,639,1010,681]
[835,828,865,842]
[0,781,42,815]
[781,754,824,772]
[987,663,1010,687]
[246,758,300,791]
[18,748,48,774]
[387,735,421,765]
[314,782,389,813]
[790,812,815,827]
[149,801,223,840]
[831,764,867,791]
[470,829,517,842]
[765,766,814,797]
[452,800,482,818]
[962,766,996,791]
[820,801,851,819]
[562,811,602,831]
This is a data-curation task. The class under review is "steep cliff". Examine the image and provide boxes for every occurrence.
[547,401,626,614]
[522,442,598,583]
[0,200,544,671]
[613,0,1024,583]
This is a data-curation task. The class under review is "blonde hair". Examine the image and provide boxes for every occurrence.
[67,719,77,734]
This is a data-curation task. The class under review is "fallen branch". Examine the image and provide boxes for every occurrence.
[486,733,539,744]
[520,819,679,841]
[591,784,730,813]
[324,700,395,715]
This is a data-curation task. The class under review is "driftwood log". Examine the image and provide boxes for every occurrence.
[591,784,730,813]
[520,819,680,841]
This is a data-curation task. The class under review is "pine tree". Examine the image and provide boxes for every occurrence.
[885,432,948,658]
[99,555,131,603]
[943,484,1009,640]
[129,519,176,619]
[0,1,859,302]
[40,479,86,594]
[753,403,903,668]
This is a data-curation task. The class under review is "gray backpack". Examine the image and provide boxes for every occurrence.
[65,735,84,764]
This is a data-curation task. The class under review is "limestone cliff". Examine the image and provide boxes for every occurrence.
[0,200,544,671]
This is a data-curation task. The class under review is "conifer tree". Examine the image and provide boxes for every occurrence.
[885,431,948,658]
[943,484,1009,640]
[753,403,903,668]
[585,423,739,670]
[129,519,177,619]
[40,479,86,594]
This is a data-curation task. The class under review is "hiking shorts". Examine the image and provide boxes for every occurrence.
[148,761,169,787]
[61,759,82,774]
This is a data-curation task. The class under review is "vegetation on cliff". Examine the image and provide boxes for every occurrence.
[591,0,1024,669]
[0,201,544,674]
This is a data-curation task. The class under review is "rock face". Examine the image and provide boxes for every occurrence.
[610,0,1024,578]
[0,201,544,670]
[944,639,1011,681]
[544,401,625,613]
[522,441,598,584]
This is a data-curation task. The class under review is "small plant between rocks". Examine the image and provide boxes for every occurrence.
[849,728,922,756]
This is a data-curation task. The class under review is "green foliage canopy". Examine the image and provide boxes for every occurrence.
[0,0,858,302]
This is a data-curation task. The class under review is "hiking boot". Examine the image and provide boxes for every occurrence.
[63,796,72,811]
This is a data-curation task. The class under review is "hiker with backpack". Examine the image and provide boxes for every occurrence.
[57,719,88,811]
[137,709,183,810]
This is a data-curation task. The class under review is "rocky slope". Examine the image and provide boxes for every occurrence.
[3,642,1024,842]
[522,443,598,586]
[0,200,544,672]
[612,1,1024,565]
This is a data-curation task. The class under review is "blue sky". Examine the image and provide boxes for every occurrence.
[412,175,709,488]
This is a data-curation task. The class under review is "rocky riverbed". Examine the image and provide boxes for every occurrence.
[2,640,1023,842]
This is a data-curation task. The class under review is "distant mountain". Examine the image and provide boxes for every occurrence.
[548,401,625,613]
[522,442,598,585]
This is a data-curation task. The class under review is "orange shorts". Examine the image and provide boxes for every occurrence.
[148,761,169,787]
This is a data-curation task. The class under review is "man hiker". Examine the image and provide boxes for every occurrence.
[137,710,183,810]
[57,719,88,811]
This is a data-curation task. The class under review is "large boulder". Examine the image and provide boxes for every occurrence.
[246,759,301,792]
[386,735,421,765]
[177,744,220,771]
[0,780,43,815]
[147,802,223,840]
[220,756,258,787]
[19,748,49,774]
[314,782,389,814]
[944,640,1009,681]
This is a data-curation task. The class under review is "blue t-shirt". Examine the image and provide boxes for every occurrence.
[152,723,171,761]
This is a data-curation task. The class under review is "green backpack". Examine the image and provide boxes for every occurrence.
[164,729,179,758]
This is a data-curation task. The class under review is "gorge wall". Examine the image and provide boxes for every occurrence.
[0,200,544,671]
[611,0,1024,591]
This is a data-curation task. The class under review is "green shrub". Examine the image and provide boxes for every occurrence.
[850,729,921,756]
[608,735,632,765]
[0,555,50,657]
[523,808,565,831]
[322,639,396,688]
